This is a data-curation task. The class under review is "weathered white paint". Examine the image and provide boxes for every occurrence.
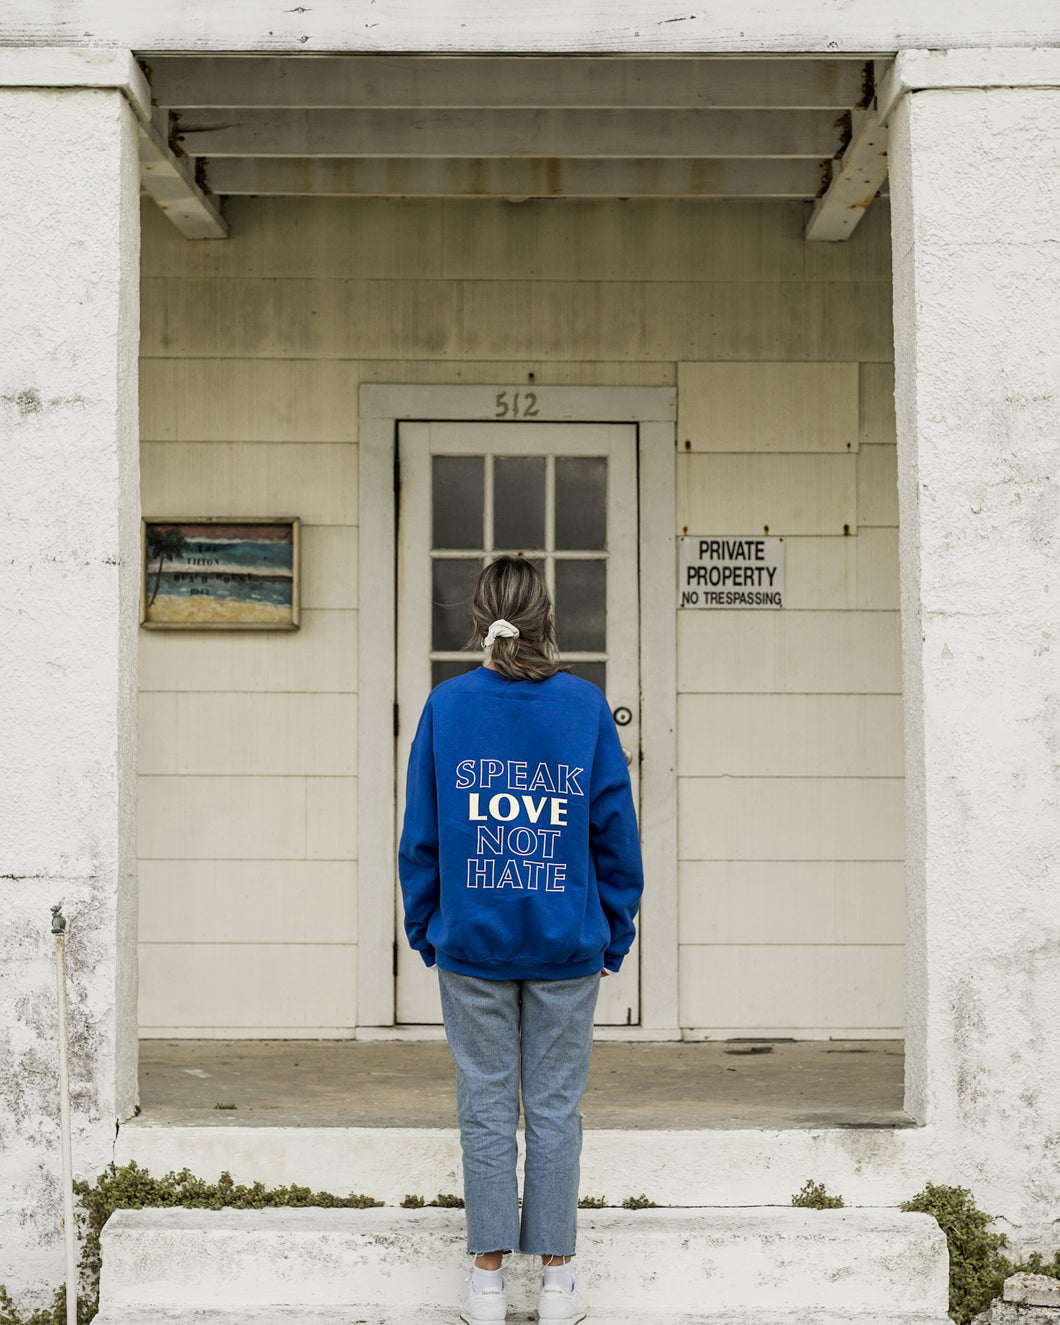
[146,55,869,109]
[114,1119,938,1209]
[806,105,890,242]
[888,76,1060,1241]
[0,48,225,238]
[0,46,150,115]
[138,112,228,240]
[175,106,843,158]
[678,362,860,451]
[0,85,140,1301]
[207,156,827,199]
[94,1205,950,1320]
[878,45,1060,122]
[0,1,1056,53]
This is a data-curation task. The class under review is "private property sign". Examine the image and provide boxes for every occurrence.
[679,536,785,608]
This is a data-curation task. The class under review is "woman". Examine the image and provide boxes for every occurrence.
[399,555,644,1325]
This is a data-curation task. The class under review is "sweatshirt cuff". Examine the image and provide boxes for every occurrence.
[418,945,437,969]
[603,953,625,974]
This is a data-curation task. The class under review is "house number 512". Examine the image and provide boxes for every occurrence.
[495,390,539,419]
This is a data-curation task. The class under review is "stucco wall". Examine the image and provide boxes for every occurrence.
[0,86,140,1301]
[889,81,1060,1245]
[137,194,900,1036]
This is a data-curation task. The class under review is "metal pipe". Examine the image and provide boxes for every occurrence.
[51,904,77,1325]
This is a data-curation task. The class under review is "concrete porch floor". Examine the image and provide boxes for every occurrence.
[138,1038,910,1129]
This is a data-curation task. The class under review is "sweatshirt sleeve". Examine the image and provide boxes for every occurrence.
[397,699,440,968]
[588,700,645,973]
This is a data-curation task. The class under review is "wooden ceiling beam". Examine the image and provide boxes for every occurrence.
[805,103,888,241]
[175,107,841,158]
[146,55,867,110]
[205,155,825,197]
[138,116,228,238]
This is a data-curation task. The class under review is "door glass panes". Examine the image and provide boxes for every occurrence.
[566,661,607,691]
[432,659,482,688]
[494,456,546,550]
[555,457,606,550]
[554,560,606,652]
[433,456,483,549]
[432,558,481,651]
[428,446,612,695]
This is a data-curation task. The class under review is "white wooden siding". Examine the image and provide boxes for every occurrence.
[678,778,904,862]
[137,192,897,1036]
[139,693,358,775]
[679,945,904,1035]
[139,860,358,944]
[138,944,358,1035]
[677,695,903,778]
[139,608,357,692]
[677,362,860,452]
[676,454,857,536]
[678,862,904,944]
[676,611,900,692]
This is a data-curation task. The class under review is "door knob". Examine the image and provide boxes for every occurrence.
[622,746,633,767]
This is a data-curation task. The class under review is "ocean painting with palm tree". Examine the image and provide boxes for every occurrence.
[141,519,300,628]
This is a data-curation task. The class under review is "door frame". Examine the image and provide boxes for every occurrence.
[357,384,678,1039]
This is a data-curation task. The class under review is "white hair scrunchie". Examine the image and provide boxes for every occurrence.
[483,618,520,649]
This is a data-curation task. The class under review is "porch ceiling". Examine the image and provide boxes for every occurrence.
[139,53,891,217]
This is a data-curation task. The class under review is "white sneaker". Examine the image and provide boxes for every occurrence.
[537,1267,587,1323]
[459,1267,508,1323]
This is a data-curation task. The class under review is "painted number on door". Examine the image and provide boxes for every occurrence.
[495,390,540,419]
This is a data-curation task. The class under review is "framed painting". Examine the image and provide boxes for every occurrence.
[140,517,301,630]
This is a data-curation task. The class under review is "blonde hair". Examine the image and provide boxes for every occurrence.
[469,556,563,682]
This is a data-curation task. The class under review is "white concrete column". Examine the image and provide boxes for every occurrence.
[887,51,1060,1246]
[0,53,143,1303]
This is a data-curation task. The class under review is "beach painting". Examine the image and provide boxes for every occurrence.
[141,518,300,629]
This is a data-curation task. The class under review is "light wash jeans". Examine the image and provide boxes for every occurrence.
[436,967,601,1257]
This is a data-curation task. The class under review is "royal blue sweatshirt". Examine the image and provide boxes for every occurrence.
[398,666,644,980]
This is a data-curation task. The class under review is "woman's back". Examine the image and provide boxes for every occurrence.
[400,665,642,980]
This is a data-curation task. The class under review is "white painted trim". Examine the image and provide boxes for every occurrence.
[877,46,1060,124]
[140,1027,360,1039]
[358,385,678,1036]
[4,6,1059,54]
[681,1027,904,1041]
[357,414,399,1028]
[355,1025,684,1042]
[0,46,152,119]
[638,421,680,1031]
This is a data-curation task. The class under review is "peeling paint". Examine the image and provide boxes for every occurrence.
[0,84,141,1304]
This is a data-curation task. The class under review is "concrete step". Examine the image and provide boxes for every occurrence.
[96,1207,951,1323]
[115,1121,930,1210]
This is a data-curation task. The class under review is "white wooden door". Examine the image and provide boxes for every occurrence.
[396,421,641,1026]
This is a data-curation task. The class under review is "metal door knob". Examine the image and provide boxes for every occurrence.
[622,746,633,767]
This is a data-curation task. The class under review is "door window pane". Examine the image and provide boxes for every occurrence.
[554,560,606,652]
[493,456,545,550]
[565,661,606,692]
[433,456,483,550]
[555,457,606,550]
[432,558,480,651]
[433,660,482,688]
